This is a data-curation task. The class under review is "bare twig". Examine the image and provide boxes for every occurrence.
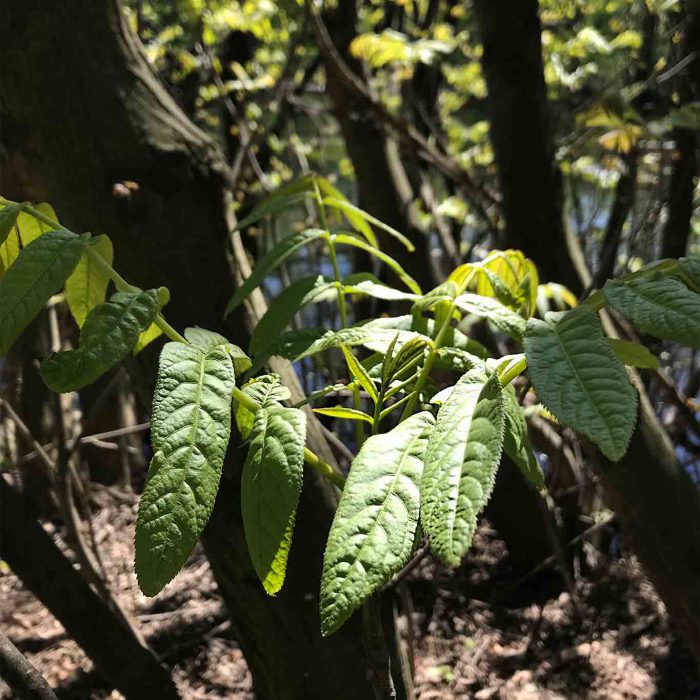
[0,630,57,700]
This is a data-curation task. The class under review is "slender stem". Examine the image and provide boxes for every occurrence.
[328,240,348,328]
[14,199,345,490]
[379,392,416,421]
[399,301,456,420]
[384,368,421,400]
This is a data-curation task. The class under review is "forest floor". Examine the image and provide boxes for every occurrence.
[1,488,699,700]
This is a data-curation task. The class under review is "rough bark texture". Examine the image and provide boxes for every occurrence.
[473,0,580,292]
[661,128,697,259]
[473,0,700,661]
[0,478,179,699]
[660,4,699,260]
[0,2,376,697]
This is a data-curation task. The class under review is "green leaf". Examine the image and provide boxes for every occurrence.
[604,275,700,349]
[0,204,20,246]
[242,404,306,595]
[235,192,311,231]
[343,273,419,303]
[295,325,427,361]
[524,307,637,461]
[502,385,544,490]
[313,406,374,423]
[0,229,85,357]
[134,323,164,354]
[65,234,114,327]
[322,198,378,247]
[250,275,335,357]
[454,293,527,341]
[16,204,58,245]
[326,200,417,253]
[0,226,20,275]
[680,257,700,293]
[332,233,422,294]
[234,174,319,230]
[135,341,235,596]
[40,290,158,392]
[435,347,483,373]
[412,282,458,315]
[341,344,378,403]
[225,229,327,315]
[608,338,659,369]
[320,411,435,635]
[185,327,252,375]
[421,371,505,567]
[235,374,291,439]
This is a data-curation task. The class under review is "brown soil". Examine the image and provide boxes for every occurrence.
[1,490,698,699]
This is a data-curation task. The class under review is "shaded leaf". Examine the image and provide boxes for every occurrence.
[250,275,335,357]
[524,308,637,461]
[65,234,114,327]
[0,230,84,357]
[604,275,700,348]
[608,338,659,370]
[502,385,544,489]
[225,229,327,315]
[41,290,158,392]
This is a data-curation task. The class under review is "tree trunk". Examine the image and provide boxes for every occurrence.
[660,4,699,260]
[473,0,581,292]
[0,2,378,697]
[473,0,700,661]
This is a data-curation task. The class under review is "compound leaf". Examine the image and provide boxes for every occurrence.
[0,229,84,357]
[242,404,306,595]
[65,234,114,327]
[332,233,422,294]
[524,307,637,461]
[250,275,335,357]
[135,341,235,596]
[40,290,158,392]
[604,276,700,348]
[320,411,435,635]
[225,228,326,315]
[421,371,504,567]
